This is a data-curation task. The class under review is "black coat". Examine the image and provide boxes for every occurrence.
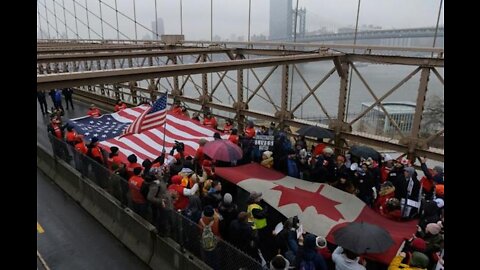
[218,202,239,240]
[228,219,254,253]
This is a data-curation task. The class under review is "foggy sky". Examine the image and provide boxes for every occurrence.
[37,0,444,41]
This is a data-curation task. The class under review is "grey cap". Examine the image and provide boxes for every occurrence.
[433,166,444,174]
[404,166,415,176]
[249,191,263,202]
[223,193,233,204]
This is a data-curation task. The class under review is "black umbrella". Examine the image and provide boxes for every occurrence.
[297,125,334,139]
[333,221,394,254]
[349,145,381,161]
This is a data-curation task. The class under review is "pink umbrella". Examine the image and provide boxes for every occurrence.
[203,139,243,162]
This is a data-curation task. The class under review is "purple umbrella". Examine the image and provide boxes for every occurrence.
[203,139,243,162]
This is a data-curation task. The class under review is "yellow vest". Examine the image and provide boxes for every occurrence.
[247,203,267,230]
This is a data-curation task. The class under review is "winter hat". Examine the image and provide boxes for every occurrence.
[203,205,214,218]
[127,154,137,163]
[304,233,317,249]
[425,223,442,235]
[434,198,444,208]
[410,251,429,268]
[383,154,393,162]
[90,137,99,144]
[433,166,444,174]
[110,146,119,154]
[404,166,415,177]
[198,138,208,146]
[142,159,152,168]
[269,254,290,270]
[223,193,233,205]
[249,191,263,202]
[410,238,426,252]
[323,147,334,155]
[180,167,194,175]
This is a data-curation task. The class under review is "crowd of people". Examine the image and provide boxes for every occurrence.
[44,96,444,270]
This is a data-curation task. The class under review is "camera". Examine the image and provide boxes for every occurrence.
[174,140,185,152]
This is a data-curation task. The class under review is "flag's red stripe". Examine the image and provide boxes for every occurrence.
[105,138,152,161]
[165,116,215,137]
[142,129,198,155]
[124,135,165,159]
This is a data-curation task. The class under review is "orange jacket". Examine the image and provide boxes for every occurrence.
[75,142,87,154]
[128,175,146,204]
[88,108,101,117]
[127,162,142,178]
[228,134,239,145]
[65,131,77,144]
[203,117,218,129]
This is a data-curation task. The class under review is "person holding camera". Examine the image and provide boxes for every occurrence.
[169,141,186,176]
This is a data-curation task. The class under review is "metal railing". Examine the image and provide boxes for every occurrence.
[47,133,262,270]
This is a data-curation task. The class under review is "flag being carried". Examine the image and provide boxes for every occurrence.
[122,94,168,136]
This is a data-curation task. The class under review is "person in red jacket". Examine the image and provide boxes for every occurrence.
[203,112,218,129]
[195,139,207,168]
[126,154,142,178]
[168,175,199,211]
[65,125,78,146]
[228,129,239,145]
[87,104,101,118]
[114,100,127,112]
[244,121,256,139]
[73,135,88,174]
[86,136,104,164]
[380,154,394,183]
[128,167,148,218]
[74,135,87,154]
[170,100,182,115]
[223,119,234,134]
[107,146,123,171]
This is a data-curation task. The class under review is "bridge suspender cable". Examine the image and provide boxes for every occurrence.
[432,0,443,57]
[345,0,362,122]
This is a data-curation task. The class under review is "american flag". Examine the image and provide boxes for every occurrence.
[67,105,148,142]
[123,94,167,136]
[69,101,229,164]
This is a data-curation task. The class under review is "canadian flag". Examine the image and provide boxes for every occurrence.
[215,163,417,265]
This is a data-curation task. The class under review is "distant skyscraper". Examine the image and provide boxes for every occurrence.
[269,0,293,40]
[151,18,165,39]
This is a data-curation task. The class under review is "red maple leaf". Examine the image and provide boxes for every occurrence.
[272,185,345,221]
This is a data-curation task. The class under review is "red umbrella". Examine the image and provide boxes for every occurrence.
[203,139,243,162]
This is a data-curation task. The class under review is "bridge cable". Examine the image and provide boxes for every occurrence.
[345,0,362,121]
[97,0,161,40]
[72,0,80,39]
[289,0,300,114]
[43,0,52,39]
[71,0,130,40]
[61,0,68,39]
[52,0,60,38]
[38,1,82,40]
[84,0,91,39]
[431,0,443,57]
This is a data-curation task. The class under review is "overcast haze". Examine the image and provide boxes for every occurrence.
[37,0,444,41]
